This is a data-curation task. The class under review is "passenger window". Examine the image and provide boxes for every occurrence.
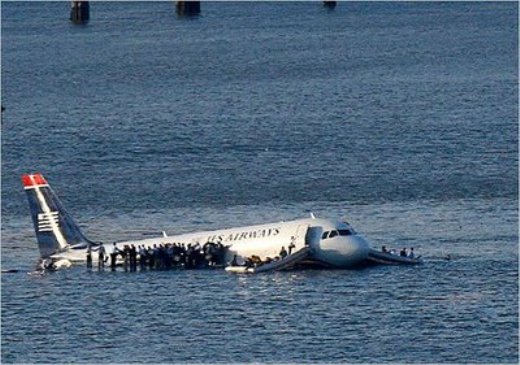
[321,231,329,239]
[329,230,338,238]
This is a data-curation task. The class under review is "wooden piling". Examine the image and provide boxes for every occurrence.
[70,1,90,24]
[323,1,337,9]
[176,1,201,16]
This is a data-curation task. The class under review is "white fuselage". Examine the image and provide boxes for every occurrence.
[52,217,371,268]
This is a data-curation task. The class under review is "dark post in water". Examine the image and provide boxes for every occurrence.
[70,1,90,24]
[323,1,337,9]
[176,1,201,16]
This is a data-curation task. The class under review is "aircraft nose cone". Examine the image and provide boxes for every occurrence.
[350,235,371,261]
[312,234,371,268]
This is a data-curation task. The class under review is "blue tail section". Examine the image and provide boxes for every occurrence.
[22,173,95,258]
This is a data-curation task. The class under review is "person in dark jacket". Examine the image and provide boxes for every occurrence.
[98,243,106,269]
[129,244,137,271]
[279,246,288,258]
[86,244,92,269]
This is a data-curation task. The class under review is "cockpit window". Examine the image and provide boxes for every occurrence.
[322,230,351,239]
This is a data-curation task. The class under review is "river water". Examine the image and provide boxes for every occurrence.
[1,2,518,363]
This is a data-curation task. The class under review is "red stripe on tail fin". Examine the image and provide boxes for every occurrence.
[21,173,48,188]
[21,174,34,187]
[33,174,47,185]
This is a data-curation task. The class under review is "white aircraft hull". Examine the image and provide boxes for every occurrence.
[54,217,371,268]
[22,173,372,269]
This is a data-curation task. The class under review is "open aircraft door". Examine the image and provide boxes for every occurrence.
[292,224,322,250]
[292,224,309,250]
[305,226,323,252]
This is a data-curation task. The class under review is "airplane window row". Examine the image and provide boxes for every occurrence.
[322,229,352,239]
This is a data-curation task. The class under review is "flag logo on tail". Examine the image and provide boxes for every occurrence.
[38,211,59,232]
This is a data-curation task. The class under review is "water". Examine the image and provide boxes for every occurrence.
[1,2,518,363]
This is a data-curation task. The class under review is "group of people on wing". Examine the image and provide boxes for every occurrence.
[91,237,301,271]
[89,241,227,271]
[381,245,416,259]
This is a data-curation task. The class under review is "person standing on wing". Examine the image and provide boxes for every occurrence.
[98,242,106,269]
[279,246,288,259]
[288,239,296,255]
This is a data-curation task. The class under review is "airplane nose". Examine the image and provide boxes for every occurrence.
[348,235,371,261]
[312,234,371,267]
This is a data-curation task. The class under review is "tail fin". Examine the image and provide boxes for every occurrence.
[21,173,94,258]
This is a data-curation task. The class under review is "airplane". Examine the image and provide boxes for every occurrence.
[21,173,372,270]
